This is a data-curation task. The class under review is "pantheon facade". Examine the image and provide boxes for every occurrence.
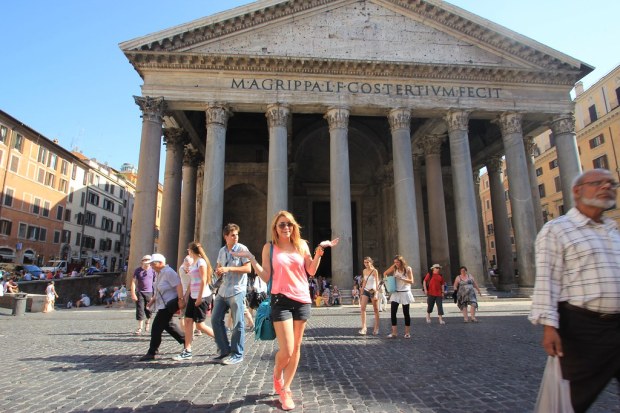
[121,0,591,292]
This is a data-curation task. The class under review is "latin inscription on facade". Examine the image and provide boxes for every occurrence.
[232,78,502,99]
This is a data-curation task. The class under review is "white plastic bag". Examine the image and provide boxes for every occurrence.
[534,356,574,413]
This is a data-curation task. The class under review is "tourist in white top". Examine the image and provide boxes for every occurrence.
[359,257,380,335]
[174,242,215,361]
[383,255,415,339]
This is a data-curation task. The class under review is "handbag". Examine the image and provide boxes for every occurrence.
[384,275,397,293]
[534,356,574,413]
[254,242,276,341]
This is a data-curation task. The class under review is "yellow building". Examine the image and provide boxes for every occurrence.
[534,64,620,225]
[478,64,620,272]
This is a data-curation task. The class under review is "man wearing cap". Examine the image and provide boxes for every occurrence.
[140,254,186,361]
[130,255,155,335]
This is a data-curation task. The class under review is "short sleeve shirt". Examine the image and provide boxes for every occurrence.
[133,266,155,293]
[216,243,250,297]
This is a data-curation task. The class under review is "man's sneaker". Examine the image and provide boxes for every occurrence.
[139,353,155,361]
[211,353,229,362]
[222,355,244,365]
[173,349,192,361]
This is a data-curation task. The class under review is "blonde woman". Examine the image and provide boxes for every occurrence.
[233,210,338,411]
[173,242,215,361]
[359,257,381,335]
[383,255,415,338]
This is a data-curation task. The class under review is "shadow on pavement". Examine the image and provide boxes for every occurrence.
[20,353,227,373]
[71,395,277,412]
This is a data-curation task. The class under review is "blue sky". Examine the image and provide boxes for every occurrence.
[2,1,618,182]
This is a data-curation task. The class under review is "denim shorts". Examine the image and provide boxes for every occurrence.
[271,294,311,322]
[362,289,376,300]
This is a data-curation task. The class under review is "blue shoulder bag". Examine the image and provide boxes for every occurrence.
[254,242,276,341]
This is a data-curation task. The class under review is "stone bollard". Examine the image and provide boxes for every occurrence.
[12,293,28,316]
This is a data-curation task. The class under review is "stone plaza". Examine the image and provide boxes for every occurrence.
[1,300,617,412]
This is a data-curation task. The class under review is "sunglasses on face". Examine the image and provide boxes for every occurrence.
[277,222,294,229]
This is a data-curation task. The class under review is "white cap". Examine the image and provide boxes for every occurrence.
[141,255,152,262]
[149,253,166,265]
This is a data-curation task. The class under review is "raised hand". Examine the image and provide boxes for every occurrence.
[319,238,340,248]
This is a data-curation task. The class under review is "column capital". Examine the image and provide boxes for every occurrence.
[473,171,481,187]
[134,96,167,122]
[205,103,231,127]
[183,146,200,167]
[266,103,290,128]
[549,113,575,135]
[324,107,350,130]
[523,135,537,156]
[163,128,188,147]
[486,156,503,173]
[422,134,446,155]
[497,112,523,136]
[445,110,470,132]
[388,108,411,132]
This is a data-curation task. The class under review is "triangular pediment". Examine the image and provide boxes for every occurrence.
[188,1,523,69]
[121,0,592,83]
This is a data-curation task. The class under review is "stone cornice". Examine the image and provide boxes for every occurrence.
[124,51,580,86]
[122,0,585,78]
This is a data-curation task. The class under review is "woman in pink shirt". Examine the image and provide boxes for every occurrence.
[235,210,338,411]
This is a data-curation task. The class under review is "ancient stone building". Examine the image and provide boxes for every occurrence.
[121,0,591,292]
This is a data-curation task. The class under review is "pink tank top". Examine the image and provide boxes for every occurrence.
[270,244,312,304]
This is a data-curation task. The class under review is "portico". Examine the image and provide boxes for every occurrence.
[121,0,591,292]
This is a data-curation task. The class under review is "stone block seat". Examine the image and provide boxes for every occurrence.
[0,293,47,313]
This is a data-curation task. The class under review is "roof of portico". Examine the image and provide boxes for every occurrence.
[120,0,593,86]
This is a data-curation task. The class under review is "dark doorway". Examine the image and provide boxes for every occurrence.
[312,201,358,279]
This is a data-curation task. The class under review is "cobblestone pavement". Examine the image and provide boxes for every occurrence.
[1,300,618,413]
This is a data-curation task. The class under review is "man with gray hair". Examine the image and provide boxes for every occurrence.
[529,168,620,412]
[139,253,186,361]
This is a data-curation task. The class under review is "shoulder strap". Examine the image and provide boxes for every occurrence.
[268,242,274,297]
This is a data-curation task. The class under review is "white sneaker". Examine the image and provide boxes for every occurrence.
[172,348,192,361]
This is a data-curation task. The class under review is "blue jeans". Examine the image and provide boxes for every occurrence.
[212,292,245,358]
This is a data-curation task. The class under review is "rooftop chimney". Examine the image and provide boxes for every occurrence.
[575,81,584,97]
